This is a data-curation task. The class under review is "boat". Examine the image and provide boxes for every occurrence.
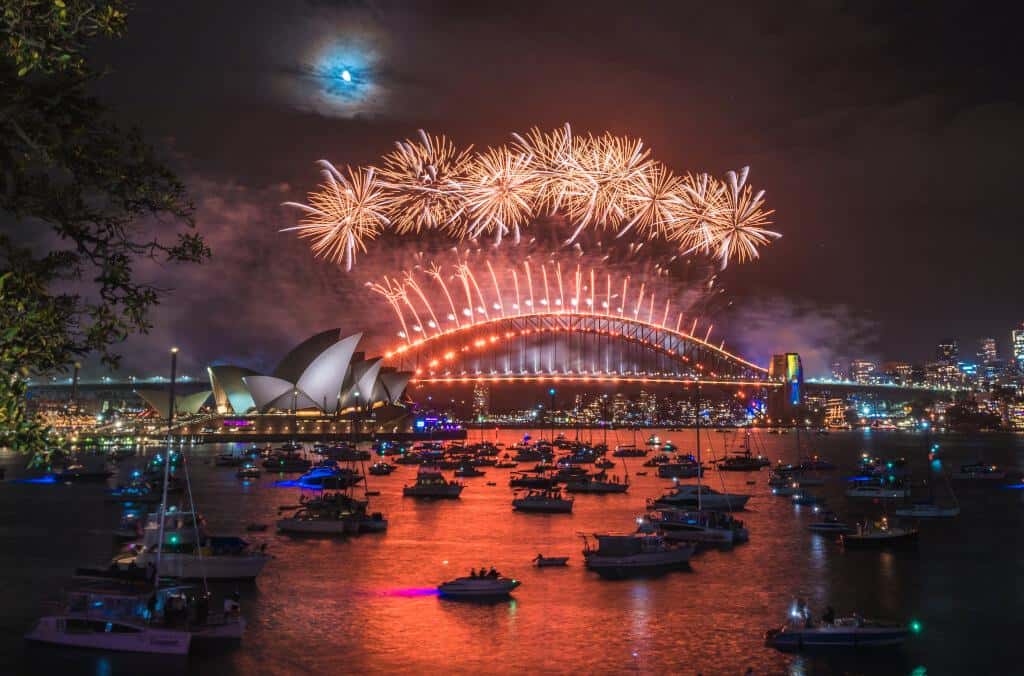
[235,463,261,479]
[512,488,574,513]
[656,460,703,479]
[593,458,615,469]
[765,605,910,650]
[612,445,647,457]
[563,474,629,493]
[893,502,960,518]
[845,479,909,499]
[717,452,768,472]
[437,571,520,599]
[807,511,855,535]
[262,451,312,473]
[841,517,918,548]
[494,460,519,469]
[637,509,748,545]
[799,456,836,471]
[113,508,146,540]
[791,491,826,506]
[581,533,695,578]
[952,462,1005,480]
[533,554,569,567]
[509,472,555,489]
[650,484,749,511]
[454,465,486,478]
[402,466,463,498]
[643,454,672,467]
[293,464,363,489]
[114,536,270,580]
[214,453,244,467]
[56,464,113,482]
[368,462,395,476]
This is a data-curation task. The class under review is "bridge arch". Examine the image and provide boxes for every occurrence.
[384,312,769,384]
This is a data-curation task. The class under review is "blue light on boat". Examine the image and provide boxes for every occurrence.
[15,474,58,484]
[1004,483,1024,490]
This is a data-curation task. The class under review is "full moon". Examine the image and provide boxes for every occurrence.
[341,69,352,82]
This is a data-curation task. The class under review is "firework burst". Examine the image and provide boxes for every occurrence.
[461,146,538,245]
[282,162,391,271]
[707,166,779,268]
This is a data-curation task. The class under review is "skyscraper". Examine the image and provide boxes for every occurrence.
[849,359,876,384]
[830,360,845,381]
[1013,323,1024,370]
[978,337,998,365]
[471,382,490,420]
[936,339,959,362]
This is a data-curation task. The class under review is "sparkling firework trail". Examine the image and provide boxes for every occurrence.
[285,124,780,269]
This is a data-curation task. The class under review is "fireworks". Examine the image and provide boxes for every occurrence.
[284,125,779,269]
[282,162,391,271]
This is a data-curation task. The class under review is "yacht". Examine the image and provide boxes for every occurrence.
[293,464,363,489]
[509,472,555,489]
[581,533,695,578]
[57,464,114,482]
[612,445,647,457]
[262,451,312,473]
[650,483,750,511]
[717,452,769,472]
[841,518,918,548]
[845,480,909,499]
[765,610,910,650]
[368,462,396,476]
[437,572,520,599]
[512,488,574,513]
[637,509,748,545]
[454,465,486,478]
[236,463,261,479]
[114,536,269,580]
[402,466,463,498]
[656,460,703,479]
[952,462,1005,480]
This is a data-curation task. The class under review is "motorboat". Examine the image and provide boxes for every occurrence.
[113,508,146,540]
[807,511,855,535]
[293,464,363,489]
[593,458,615,469]
[368,462,395,476]
[512,488,574,513]
[637,509,748,545]
[494,460,519,469]
[581,533,695,578]
[952,462,1005,480]
[402,467,463,498]
[107,479,163,504]
[214,453,244,467]
[612,445,647,457]
[437,572,520,599]
[533,554,569,567]
[236,463,261,479]
[841,518,918,548]
[893,502,960,518]
[277,506,359,535]
[563,474,629,493]
[765,609,910,650]
[454,465,486,478]
[650,483,750,511]
[771,481,801,497]
[717,451,770,472]
[799,456,836,471]
[643,454,672,467]
[656,461,703,479]
[845,480,909,499]
[791,491,825,506]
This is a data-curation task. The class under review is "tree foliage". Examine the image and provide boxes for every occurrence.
[1,1,209,451]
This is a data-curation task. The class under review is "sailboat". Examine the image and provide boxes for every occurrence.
[895,447,960,517]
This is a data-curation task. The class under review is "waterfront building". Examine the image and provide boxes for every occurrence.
[471,382,490,421]
[936,339,959,362]
[1013,323,1024,371]
[848,359,876,384]
[830,360,845,381]
[978,337,998,365]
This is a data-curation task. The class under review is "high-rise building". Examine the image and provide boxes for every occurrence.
[936,339,959,362]
[1012,323,1024,370]
[830,360,845,381]
[471,382,490,420]
[849,359,876,384]
[978,337,998,365]
[881,361,912,384]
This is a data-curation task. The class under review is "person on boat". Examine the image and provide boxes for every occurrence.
[470,568,477,578]
[488,566,498,577]
[822,606,835,625]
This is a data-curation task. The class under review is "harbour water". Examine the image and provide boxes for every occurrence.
[1,430,1021,675]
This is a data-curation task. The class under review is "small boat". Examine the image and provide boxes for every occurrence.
[533,554,569,567]
[717,451,770,472]
[509,472,555,489]
[845,481,909,499]
[512,488,574,513]
[581,533,695,578]
[765,606,911,651]
[841,518,918,548]
[403,466,463,498]
[454,465,486,478]
[564,475,629,494]
[437,572,520,599]
[236,463,261,479]
[635,471,648,476]
[262,452,312,473]
[952,462,1005,480]
[791,491,825,506]
[808,511,855,535]
[293,464,363,489]
[214,453,244,467]
[638,509,748,545]
[113,508,146,540]
[893,502,959,518]
[494,460,519,469]
[656,461,703,479]
[612,445,647,458]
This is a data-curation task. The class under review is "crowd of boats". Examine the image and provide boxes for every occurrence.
[9,424,1018,658]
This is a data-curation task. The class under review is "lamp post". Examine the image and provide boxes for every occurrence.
[549,388,556,442]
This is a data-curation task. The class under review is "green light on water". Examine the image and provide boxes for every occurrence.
[910,620,922,634]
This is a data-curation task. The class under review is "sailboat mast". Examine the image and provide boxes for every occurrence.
[155,347,178,588]
[695,381,701,511]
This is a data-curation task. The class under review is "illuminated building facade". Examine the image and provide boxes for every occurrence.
[849,359,876,384]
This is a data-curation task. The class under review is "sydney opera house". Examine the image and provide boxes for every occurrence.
[141,330,417,438]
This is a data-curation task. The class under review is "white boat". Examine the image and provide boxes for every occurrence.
[841,518,918,548]
[512,488,574,513]
[26,614,190,655]
[115,537,269,580]
[277,507,357,535]
[637,509,748,545]
[402,467,464,498]
[650,484,749,511]
[766,612,910,650]
[893,502,960,518]
[437,573,520,599]
[582,533,695,578]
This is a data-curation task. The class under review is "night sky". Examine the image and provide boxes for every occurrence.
[67,0,1022,377]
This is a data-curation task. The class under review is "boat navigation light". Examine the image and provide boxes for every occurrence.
[910,620,922,634]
